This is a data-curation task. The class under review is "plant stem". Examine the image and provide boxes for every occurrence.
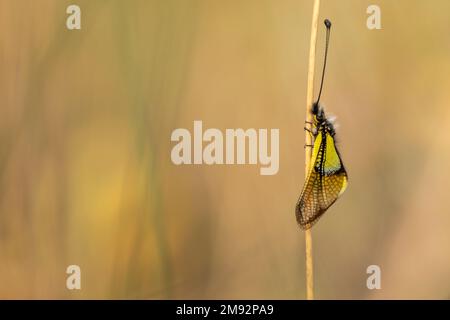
[304,0,321,300]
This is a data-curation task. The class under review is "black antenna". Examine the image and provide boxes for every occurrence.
[315,19,332,106]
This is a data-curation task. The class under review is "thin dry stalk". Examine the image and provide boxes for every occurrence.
[304,0,321,300]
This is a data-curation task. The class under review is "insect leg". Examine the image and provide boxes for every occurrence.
[304,121,316,148]
[304,126,317,137]
[304,121,314,129]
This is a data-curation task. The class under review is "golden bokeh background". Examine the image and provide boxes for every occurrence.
[0,0,449,299]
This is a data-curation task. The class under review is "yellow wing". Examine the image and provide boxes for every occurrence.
[295,131,348,230]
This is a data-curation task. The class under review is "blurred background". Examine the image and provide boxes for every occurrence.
[0,0,449,299]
